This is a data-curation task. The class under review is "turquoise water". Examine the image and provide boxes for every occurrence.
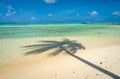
[0,23,120,39]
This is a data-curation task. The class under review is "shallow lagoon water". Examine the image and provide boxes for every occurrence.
[0,23,120,39]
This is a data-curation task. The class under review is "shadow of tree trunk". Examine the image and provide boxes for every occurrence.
[66,50,120,79]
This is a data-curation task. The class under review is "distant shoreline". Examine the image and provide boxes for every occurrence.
[0,22,120,26]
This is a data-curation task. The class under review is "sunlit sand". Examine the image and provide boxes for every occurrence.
[0,36,120,79]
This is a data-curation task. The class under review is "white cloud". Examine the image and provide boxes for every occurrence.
[48,13,53,16]
[44,0,57,4]
[5,5,16,17]
[90,11,98,16]
[30,17,36,20]
[112,11,120,16]
[8,10,11,13]
[6,10,16,17]
[6,13,10,16]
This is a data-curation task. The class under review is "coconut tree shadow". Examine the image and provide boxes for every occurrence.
[24,38,85,55]
[23,39,120,79]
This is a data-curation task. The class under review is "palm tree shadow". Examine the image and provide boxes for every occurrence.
[23,39,120,79]
[24,38,85,55]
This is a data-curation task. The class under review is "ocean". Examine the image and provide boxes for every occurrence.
[0,23,120,39]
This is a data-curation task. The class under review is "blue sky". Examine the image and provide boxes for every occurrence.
[0,0,120,23]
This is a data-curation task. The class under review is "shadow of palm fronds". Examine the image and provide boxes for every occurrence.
[24,38,85,55]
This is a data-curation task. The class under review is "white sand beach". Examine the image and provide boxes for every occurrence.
[0,36,120,79]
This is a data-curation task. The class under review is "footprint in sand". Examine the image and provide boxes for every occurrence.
[72,71,76,74]
[96,74,99,76]
[100,62,102,64]
[105,57,107,59]
[54,74,59,78]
